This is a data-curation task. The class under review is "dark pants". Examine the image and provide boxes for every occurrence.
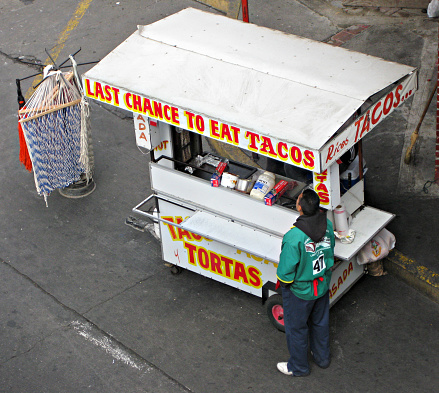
[281,287,330,375]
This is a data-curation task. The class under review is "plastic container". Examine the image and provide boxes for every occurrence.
[250,171,275,200]
[221,172,239,188]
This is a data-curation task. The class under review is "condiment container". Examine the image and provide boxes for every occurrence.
[250,171,275,200]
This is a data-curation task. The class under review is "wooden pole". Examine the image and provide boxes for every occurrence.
[436,22,439,180]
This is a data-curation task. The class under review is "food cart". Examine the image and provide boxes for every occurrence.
[82,8,417,330]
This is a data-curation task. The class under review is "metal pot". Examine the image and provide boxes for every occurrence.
[235,178,254,193]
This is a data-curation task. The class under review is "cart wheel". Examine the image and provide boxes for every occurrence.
[170,265,183,275]
[266,294,285,332]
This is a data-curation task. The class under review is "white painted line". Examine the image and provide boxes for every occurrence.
[71,320,151,372]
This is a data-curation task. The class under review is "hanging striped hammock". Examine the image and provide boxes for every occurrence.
[18,68,89,205]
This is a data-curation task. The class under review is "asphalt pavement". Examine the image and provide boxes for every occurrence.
[0,1,438,392]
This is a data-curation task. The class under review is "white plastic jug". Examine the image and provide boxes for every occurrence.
[250,171,275,200]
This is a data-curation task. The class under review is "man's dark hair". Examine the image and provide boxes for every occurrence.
[299,189,320,216]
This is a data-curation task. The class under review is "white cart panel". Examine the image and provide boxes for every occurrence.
[150,162,299,236]
[158,199,278,297]
[334,206,394,261]
[180,211,282,262]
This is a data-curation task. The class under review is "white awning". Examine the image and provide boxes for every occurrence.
[84,8,416,164]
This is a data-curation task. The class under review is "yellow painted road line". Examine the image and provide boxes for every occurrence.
[387,249,439,288]
[195,0,242,18]
[25,0,94,99]
[386,249,439,303]
[196,0,229,13]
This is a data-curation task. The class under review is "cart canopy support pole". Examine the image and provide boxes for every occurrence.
[242,0,249,23]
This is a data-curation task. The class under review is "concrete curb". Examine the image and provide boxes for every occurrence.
[385,249,439,304]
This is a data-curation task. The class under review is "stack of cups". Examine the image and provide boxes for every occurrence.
[334,203,349,237]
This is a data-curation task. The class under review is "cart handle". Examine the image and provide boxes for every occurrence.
[132,194,281,262]
[132,194,196,225]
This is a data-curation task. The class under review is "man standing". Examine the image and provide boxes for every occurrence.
[276,189,335,377]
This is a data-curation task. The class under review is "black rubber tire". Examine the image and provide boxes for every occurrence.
[170,265,183,275]
[266,294,285,332]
